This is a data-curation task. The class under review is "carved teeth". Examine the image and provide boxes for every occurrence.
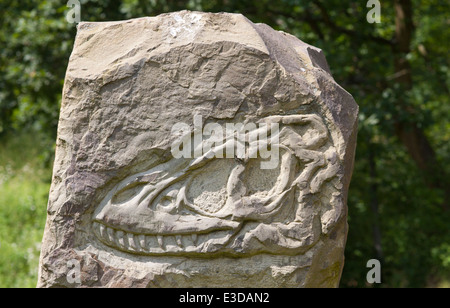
[99,223,106,238]
[107,227,115,244]
[146,235,156,251]
[128,233,137,251]
[93,222,232,255]
[138,234,146,251]
[116,231,126,249]
[176,235,183,247]
[157,235,164,248]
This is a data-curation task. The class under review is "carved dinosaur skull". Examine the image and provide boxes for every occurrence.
[92,114,341,256]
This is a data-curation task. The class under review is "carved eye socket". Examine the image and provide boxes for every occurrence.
[184,151,285,216]
[242,157,282,197]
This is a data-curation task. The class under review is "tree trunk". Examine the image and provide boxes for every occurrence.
[392,0,449,210]
[368,143,384,263]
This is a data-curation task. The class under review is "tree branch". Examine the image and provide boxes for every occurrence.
[311,0,394,46]
[391,0,449,210]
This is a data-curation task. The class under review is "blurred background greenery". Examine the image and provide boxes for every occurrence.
[0,0,448,288]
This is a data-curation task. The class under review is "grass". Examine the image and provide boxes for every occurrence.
[0,132,52,288]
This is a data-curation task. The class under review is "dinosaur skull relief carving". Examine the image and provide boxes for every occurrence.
[92,114,342,256]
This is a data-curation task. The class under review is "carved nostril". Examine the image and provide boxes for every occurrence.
[160,197,172,207]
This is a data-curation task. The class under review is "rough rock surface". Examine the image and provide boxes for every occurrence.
[37,10,358,288]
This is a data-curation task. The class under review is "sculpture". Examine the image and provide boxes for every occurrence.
[38,11,358,288]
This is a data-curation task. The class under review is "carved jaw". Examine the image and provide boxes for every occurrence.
[91,221,239,256]
[92,159,242,255]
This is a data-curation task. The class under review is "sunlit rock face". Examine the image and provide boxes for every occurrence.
[37,11,358,288]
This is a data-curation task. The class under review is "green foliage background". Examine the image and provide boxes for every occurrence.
[0,0,448,287]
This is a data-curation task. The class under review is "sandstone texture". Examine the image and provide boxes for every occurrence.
[38,11,358,288]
